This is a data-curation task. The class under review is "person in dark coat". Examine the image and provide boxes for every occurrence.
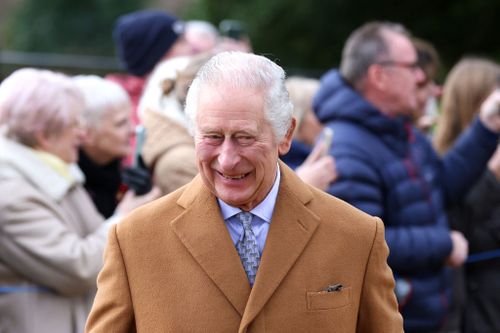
[313,22,500,333]
[434,57,500,333]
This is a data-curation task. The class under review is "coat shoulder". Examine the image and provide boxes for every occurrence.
[119,185,187,230]
[115,175,208,239]
[280,161,379,237]
[0,176,44,211]
[309,185,380,236]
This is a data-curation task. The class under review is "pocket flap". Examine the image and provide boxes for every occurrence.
[306,286,352,310]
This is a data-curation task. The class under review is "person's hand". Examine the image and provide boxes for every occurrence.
[487,145,500,181]
[445,230,469,267]
[416,113,438,134]
[479,89,500,133]
[114,186,162,216]
[122,156,152,195]
[295,141,337,190]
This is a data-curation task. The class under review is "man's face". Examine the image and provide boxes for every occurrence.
[194,85,293,211]
[377,31,426,117]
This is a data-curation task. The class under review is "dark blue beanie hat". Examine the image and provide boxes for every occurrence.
[113,10,183,77]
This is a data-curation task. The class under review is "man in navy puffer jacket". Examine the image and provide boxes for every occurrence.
[314,21,500,332]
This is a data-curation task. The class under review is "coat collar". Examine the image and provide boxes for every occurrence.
[172,161,320,330]
[0,136,84,201]
[314,69,412,152]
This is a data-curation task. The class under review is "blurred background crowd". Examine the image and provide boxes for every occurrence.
[1,1,500,333]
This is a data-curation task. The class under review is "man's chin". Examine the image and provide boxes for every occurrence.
[220,194,254,210]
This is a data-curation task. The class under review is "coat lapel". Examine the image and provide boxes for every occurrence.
[171,175,251,316]
[239,162,320,331]
[171,163,320,328]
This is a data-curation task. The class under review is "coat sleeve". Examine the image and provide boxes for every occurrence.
[154,143,198,194]
[326,146,385,217]
[328,131,452,272]
[0,184,108,296]
[356,218,403,332]
[85,224,136,333]
[440,118,498,204]
[456,170,500,253]
[328,144,452,272]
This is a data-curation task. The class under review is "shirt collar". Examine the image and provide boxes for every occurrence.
[218,164,281,223]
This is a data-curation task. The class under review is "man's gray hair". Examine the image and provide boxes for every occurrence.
[340,21,410,90]
[185,52,293,140]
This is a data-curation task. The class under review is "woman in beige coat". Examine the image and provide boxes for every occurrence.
[0,68,155,333]
[138,54,211,195]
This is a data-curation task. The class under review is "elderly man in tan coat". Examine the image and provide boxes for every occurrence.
[86,52,403,332]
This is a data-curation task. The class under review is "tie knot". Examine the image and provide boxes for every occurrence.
[237,211,253,228]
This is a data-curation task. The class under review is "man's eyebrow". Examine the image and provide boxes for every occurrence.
[198,126,220,132]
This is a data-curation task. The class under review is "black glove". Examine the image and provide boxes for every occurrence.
[121,156,153,195]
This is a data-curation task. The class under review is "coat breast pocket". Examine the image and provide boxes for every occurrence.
[306,286,352,310]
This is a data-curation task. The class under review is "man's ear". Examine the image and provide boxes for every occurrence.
[278,117,296,156]
[366,64,388,91]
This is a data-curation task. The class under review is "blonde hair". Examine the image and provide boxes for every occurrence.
[138,54,213,129]
[285,77,320,132]
[434,57,500,154]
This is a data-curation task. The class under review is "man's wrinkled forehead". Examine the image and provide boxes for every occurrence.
[198,82,265,104]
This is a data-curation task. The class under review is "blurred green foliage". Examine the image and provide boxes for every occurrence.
[183,0,500,78]
[3,0,500,77]
[3,0,148,56]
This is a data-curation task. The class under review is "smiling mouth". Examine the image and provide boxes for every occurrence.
[219,172,250,180]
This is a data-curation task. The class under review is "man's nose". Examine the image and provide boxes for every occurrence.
[218,140,240,169]
[414,67,426,85]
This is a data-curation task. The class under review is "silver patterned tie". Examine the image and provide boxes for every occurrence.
[235,212,261,286]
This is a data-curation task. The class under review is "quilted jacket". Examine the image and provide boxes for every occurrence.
[313,69,498,331]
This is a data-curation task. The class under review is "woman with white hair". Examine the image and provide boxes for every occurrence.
[74,75,157,218]
[0,68,154,333]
